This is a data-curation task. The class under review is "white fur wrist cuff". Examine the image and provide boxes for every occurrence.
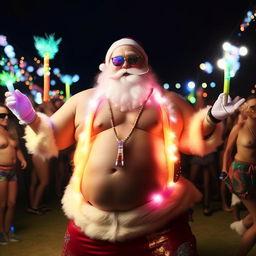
[24,112,58,160]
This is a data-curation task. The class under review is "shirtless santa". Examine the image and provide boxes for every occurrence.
[5,38,244,256]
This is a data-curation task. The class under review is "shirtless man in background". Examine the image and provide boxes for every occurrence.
[222,95,256,256]
[5,38,244,255]
[0,103,27,245]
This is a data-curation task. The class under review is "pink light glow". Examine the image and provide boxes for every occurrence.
[152,193,164,204]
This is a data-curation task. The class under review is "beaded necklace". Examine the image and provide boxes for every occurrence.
[108,89,153,167]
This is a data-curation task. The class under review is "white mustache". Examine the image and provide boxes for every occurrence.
[111,67,149,80]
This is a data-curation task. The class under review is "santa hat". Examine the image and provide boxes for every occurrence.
[99,38,148,72]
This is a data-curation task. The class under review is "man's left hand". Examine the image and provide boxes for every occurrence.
[211,93,245,120]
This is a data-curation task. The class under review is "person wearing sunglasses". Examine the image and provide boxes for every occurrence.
[5,38,244,255]
[221,95,256,256]
[0,103,27,245]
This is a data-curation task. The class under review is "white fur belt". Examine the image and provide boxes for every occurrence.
[61,177,201,242]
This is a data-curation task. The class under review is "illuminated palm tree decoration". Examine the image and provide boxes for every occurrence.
[60,74,80,100]
[34,34,62,102]
[0,71,17,92]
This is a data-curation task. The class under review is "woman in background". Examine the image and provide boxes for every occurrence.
[0,103,27,245]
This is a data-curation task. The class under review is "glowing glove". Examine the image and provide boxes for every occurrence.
[210,93,245,121]
[5,89,36,124]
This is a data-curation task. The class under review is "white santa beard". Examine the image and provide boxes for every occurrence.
[96,71,153,112]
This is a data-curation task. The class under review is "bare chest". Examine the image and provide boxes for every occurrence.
[237,125,256,148]
[90,102,163,138]
[0,133,16,149]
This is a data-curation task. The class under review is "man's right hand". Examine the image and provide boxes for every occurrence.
[5,89,36,124]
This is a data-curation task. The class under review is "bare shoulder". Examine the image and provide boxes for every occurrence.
[162,90,194,114]
[69,88,96,102]
[229,122,243,137]
[163,90,185,102]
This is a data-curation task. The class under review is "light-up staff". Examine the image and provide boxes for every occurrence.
[34,34,62,102]
[60,74,80,100]
[217,42,247,105]
[0,71,17,92]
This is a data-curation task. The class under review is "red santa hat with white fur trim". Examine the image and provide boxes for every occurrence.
[99,38,148,72]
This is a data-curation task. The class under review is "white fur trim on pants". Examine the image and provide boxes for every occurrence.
[61,176,202,242]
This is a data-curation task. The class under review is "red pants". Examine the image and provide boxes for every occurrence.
[61,213,198,256]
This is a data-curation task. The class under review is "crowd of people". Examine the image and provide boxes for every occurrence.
[0,98,73,245]
[0,38,255,256]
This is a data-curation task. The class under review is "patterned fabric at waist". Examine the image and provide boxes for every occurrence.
[0,165,15,170]
[233,160,256,171]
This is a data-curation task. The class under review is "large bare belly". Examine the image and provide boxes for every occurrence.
[81,129,168,211]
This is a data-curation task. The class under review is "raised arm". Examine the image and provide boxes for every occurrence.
[5,90,81,161]
[170,92,244,156]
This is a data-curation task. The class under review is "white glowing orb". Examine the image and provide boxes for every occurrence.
[239,46,248,56]
[4,44,14,53]
[36,67,44,76]
[217,59,225,69]
[201,83,207,88]
[175,83,181,89]
[187,81,195,89]
[200,62,213,74]
[35,92,43,105]
[222,42,231,51]
[0,35,7,46]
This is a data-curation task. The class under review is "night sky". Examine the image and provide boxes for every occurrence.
[1,0,256,101]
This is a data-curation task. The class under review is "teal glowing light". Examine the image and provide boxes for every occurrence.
[0,71,17,92]
[187,95,196,104]
[60,74,73,85]
[34,34,62,59]
[72,74,80,83]
[163,83,170,90]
